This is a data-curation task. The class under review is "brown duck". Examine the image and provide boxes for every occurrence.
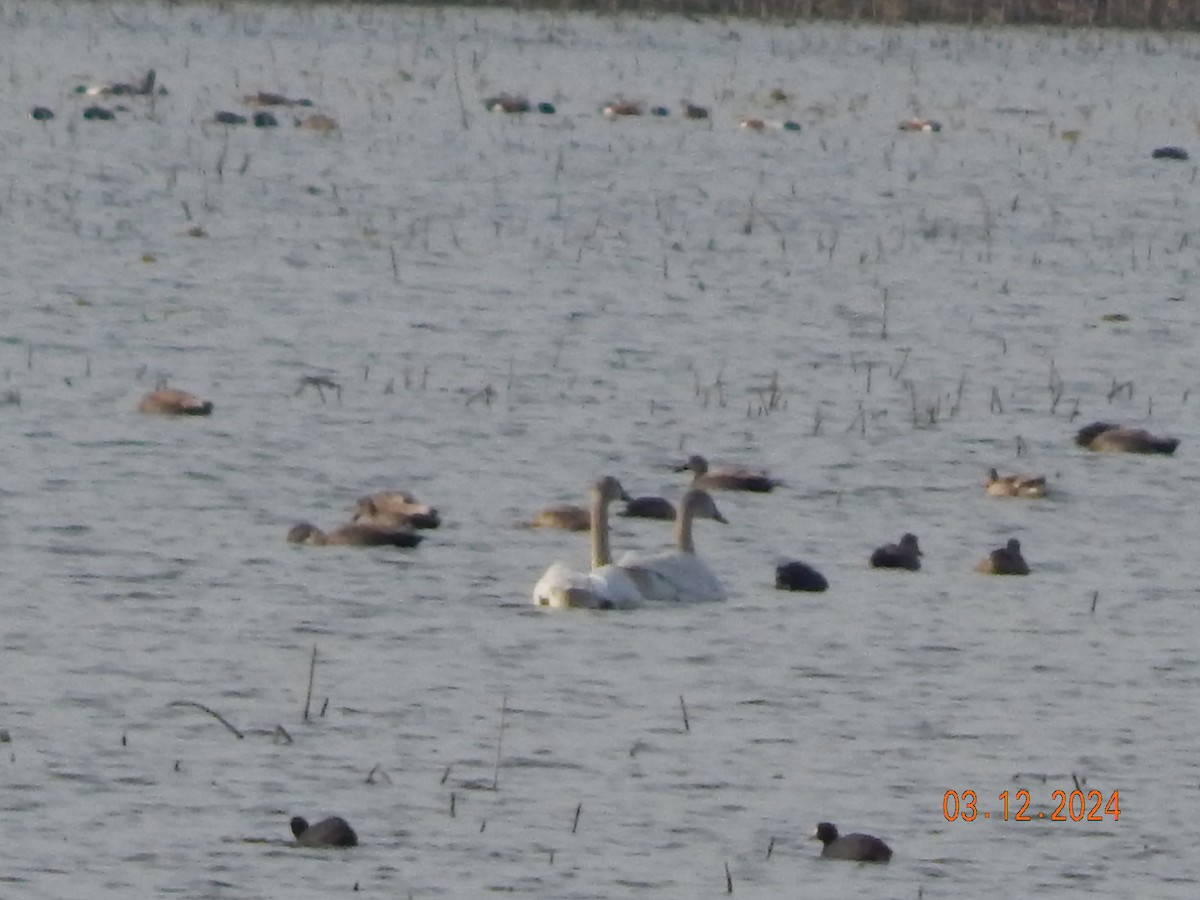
[975,538,1030,575]
[287,521,422,548]
[137,388,213,416]
[985,468,1048,498]
[1075,422,1178,454]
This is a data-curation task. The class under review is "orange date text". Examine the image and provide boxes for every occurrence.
[943,789,1120,822]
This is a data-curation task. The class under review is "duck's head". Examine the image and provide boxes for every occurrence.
[674,454,709,476]
[899,533,922,555]
[1005,538,1022,554]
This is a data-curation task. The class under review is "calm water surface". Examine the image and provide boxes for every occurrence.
[1,3,1199,897]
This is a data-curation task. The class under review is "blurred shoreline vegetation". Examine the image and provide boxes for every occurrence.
[362,0,1200,30]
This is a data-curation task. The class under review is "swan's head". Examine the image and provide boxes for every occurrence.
[683,489,728,523]
[592,475,631,506]
[674,455,709,477]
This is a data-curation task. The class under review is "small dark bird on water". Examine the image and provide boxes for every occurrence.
[812,822,892,862]
[291,815,358,847]
[870,533,922,571]
[775,560,828,592]
[1074,421,1178,455]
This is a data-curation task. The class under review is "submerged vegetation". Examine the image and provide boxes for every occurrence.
[385,0,1200,30]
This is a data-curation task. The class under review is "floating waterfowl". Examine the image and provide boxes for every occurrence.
[532,476,644,610]
[536,101,556,114]
[618,496,676,521]
[675,455,778,492]
[775,560,828,592]
[30,106,54,121]
[483,93,530,114]
[353,491,440,529]
[75,69,158,97]
[243,91,313,107]
[82,105,116,121]
[898,117,942,132]
[739,116,800,133]
[296,113,338,133]
[984,468,1048,498]
[214,110,246,125]
[812,822,892,863]
[975,538,1029,575]
[137,388,213,416]
[1152,146,1189,160]
[252,111,278,127]
[613,489,728,604]
[650,105,670,117]
[1074,421,1179,455]
[290,815,357,848]
[602,100,642,118]
[524,504,591,532]
[286,521,422,548]
[682,101,709,119]
[870,533,922,571]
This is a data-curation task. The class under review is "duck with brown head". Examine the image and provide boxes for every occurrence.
[532,476,645,610]
[675,455,779,492]
[137,387,213,416]
[1075,422,1179,454]
[985,468,1048,498]
[522,504,592,532]
[287,521,422,548]
[352,491,440,529]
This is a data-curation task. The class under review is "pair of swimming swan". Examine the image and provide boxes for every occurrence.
[531,477,727,609]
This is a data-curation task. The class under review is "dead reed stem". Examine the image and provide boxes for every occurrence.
[492,694,507,790]
[303,644,317,722]
[168,700,244,739]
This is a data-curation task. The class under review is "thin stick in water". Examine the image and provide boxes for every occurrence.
[724,861,733,893]
[572,802,582,834]
[303,645,318,722]
[168,700,244,739]
[679,695,690,732]
[492,694,507,791]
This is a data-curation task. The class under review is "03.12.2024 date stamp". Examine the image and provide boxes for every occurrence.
[943,789,1120,822]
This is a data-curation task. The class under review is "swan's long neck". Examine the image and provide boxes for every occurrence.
[674,496,696,554]
[589,489,613,568]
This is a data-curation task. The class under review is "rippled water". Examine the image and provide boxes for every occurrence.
[2,3,1199,897]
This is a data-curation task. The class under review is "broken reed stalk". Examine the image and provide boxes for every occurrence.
[766,836,775,859]
[303,644,317,722]
[168,700,244,739]
[492,694,507,791]
[571,802,582,834]
[1090,591,1098,614]
[724,861,733,893]
[679,695,690,732]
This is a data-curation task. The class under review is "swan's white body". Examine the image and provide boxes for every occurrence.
[614,488,728,603]
[532,476,645,610]
[532,562,645,610]
[615,550,726,603]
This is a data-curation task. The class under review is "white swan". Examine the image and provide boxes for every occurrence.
[531,476,646,610]
[614,488,728,603]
